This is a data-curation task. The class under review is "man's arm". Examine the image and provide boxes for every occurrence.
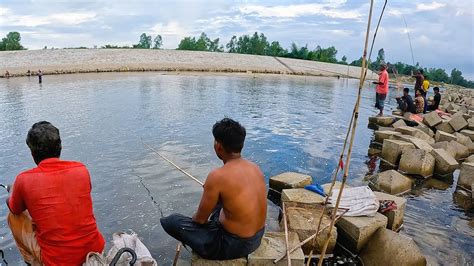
[192,171,220,224]
[6,177,26,215]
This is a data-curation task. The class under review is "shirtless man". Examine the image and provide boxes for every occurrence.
[160,118,267,260]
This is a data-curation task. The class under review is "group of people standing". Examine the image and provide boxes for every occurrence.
[374,65,441,116]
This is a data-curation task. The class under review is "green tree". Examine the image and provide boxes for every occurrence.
[153,35,162,49]
[371,48,385,70]
[311,45,338,63]
[226,36,238,53]
[339,55,348,65]
[350,57,363,67]
[0,32,25,51]
[287,43,309,60]
[450,68,466,86]
[426,68,449,83]
[265,41,287,57]
[177,33,223,52]
[134,33,152,49]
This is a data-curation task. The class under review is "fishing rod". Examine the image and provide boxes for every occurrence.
[0,184,9,192]
[141,140,204,186]
[402,15,416,66]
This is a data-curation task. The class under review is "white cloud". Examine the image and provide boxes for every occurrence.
[0,11,96,27]
[416,1,446,11]
[238,3,361,19]
[150,21,190,48]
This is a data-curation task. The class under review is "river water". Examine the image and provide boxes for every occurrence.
[0,73,472,265]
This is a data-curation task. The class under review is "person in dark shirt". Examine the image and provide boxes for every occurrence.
[396,88,416,114]
[412,70,424,90]
[429,87,441,111]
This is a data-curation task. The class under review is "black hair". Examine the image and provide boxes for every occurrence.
[433,87,440,92]
[26,121,61,164]
[212,118,246,153]
[404,87,410,93]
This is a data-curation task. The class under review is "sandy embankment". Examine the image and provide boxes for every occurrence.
[0,49,377,79]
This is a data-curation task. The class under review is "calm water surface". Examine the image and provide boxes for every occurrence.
[0,73,472,265]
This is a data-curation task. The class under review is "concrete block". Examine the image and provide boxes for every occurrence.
[431,141,457,158]
[336,213,388,252]
[399,149,435,178]
[285,206,337,254]
[248,231,304,266]
[423,111,442,127]
[430,149,459,175]
[360,229,427,266]
[449,114,468,131]
[392,119,406,128]
[408,138,433,152]
[322,181,349,195]
[466,155,474,163]
[468,118,474,130]
[454,132,472,146]
[394,126,434,144]
[368,170,413,195]
[281,188,324,205]
[458,162,474,191]
[269,172,312,192]
[191,253,247,266]
[368,116,395,127]
[460,129,474,141]
[415,125,435,138]
[435,121,455,134]
[381,139,415,166]
[374,130,401,143]
[449,140,469,160]
[435,130,457,142]
[389,134,415,143]
[374,192,407,231]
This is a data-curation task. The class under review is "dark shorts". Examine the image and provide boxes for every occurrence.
[160,206,264,260]
[375,93,387,110]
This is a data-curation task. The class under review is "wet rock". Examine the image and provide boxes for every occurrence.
[269,172,312,192]
[374,130,401,143]
[368,116,395,127]
[392,119,407,128]
[435,121,455,134]
[394,126,434,144]
[368,170,413,195]
[191,253,247,265]
[460,129,474,141]
[359,228,427,266]
[389,134,415,143]
[285,206,337,254]
[336,213,388,252]
[248,231,304,266]
[430,149,459,175]
[408,138,433,152]
[453,189,473,210]
[423,111,442,127]
[435,130,457,142]
[381,139,415,166]
[399,149,435,178]
[281,188,324,205]
[373,192,407,231]
[457,162,474,191]
[449,113,468,132]
[368,147,381,156]
[449,140,469,160]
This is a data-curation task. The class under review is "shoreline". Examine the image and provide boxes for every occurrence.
[0,49,377,79]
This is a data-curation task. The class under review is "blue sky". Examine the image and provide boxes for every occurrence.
[1,0,473,79]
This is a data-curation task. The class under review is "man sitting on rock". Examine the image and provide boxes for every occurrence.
[396,87,416,114]
[428,87,441,111]
[161,118,267,260]
[6,121,105,265]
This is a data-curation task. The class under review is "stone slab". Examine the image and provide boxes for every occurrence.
[449,114,468,132]
[392,119,407,128]
[395,126,434,144]
[269,172,312,192]
[460,129,474,141]
[431,141,457,158]
[435,130,457,142]
[368,116,395,127]
[374,192,407,231]
[435,121,455,134]
[336,213,388,252]
[381,139,416,166]
[281,188,324,205]
[408,138,433,152]
[374,130,401,143]
[458,162,474,191]
[360,229,427,266]
[191,253,247,266]
[422,111,442,127]
[248,231,304,266]
[449,140,469,160]
[368,170,413,195]
[431,148,459,175]
[466,154,474,163]
[399,149,435,178]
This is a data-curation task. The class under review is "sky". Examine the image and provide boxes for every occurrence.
[1,0,473,79]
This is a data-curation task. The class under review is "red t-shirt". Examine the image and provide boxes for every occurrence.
[8,158,105,265]
[376,69,389,94]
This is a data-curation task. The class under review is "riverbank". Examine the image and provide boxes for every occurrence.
[0,49,376,79]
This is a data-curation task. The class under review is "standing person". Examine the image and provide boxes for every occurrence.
[396,88,416,114]
[421,70,429,113]
[412,69,424,90]
[161,118,267,260]
[372,64,389,116]
[414,89,425,114]
[38,70,42,84]
[6,121,105,265]
[5,70,10,78]
[429,87,441,111]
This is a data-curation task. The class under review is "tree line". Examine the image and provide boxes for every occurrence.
[1,31,473,88]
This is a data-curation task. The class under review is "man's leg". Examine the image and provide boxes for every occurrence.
[7,212,42,265]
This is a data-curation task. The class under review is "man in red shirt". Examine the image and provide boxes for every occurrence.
[372,64,389,116]
[6,121,105,265]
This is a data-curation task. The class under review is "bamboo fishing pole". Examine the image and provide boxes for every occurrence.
[141,140,204,186]
[316,0,375,265]
[282,202,292,266]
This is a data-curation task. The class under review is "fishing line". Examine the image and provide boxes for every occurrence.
[403,15,416,66]
[134,174,164,218]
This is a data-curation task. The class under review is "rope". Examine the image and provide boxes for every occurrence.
[316,0,375,265]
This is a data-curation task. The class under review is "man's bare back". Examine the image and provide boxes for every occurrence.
[193,158,267,238]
